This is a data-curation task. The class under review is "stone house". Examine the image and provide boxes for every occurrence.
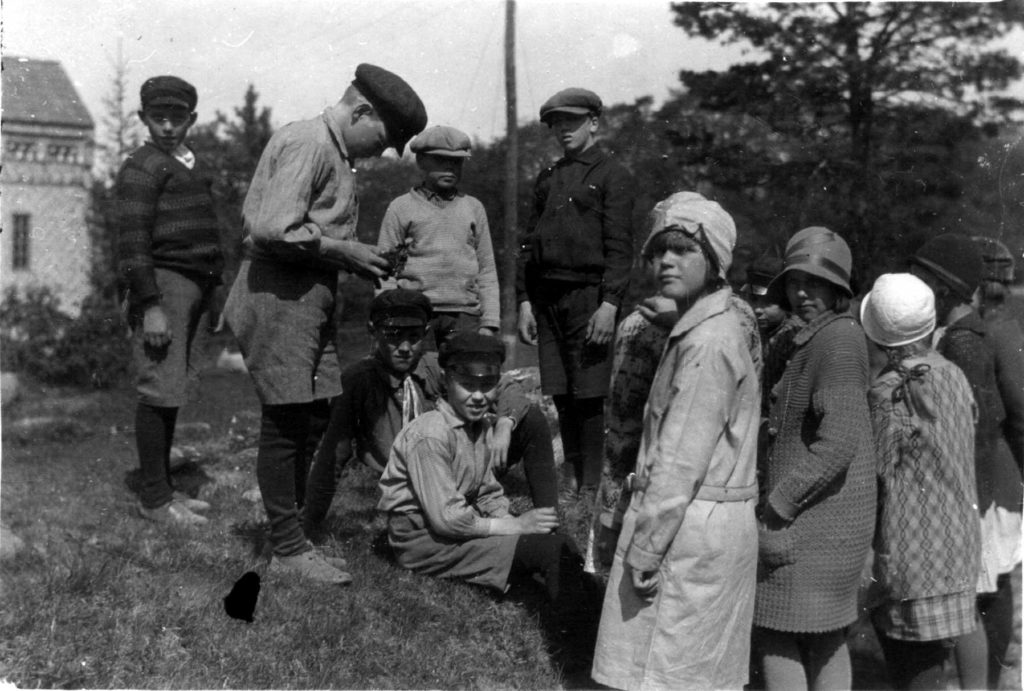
[2,56,95,315]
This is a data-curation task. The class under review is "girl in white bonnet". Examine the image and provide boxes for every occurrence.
[862,273,983,690]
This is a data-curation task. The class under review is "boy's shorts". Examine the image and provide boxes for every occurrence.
[532,281,613,399]
[132,267,215,407]
[224,257,343,405]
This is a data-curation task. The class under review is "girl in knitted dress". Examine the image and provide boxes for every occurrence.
[753,227,876,690]
[861,273,982,690]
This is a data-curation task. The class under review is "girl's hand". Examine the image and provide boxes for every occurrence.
[631,567,659,599]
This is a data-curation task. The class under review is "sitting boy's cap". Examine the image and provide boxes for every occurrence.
[141,76,197,110]
[353,63,428,156]
[439,331,505,371]
[410,125,472,158]
[370,289,432,326]
[743,255,785,296]
[539,88,602,124]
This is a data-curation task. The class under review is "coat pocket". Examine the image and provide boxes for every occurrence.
[757,521,796,570]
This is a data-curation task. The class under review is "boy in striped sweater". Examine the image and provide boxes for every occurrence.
[377,125,499,349]
[116,75,223,527]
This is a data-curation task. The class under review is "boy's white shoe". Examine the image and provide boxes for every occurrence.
[269,549,352,585]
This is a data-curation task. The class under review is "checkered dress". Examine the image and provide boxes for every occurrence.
[869,351,981,641]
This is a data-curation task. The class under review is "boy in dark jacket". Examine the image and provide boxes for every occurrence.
[515,87,636,499]
[117,75,223,527]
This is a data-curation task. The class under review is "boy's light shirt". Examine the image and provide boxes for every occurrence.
[149,139,195,169]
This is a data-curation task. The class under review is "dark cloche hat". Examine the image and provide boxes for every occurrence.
[352,63,427,156]
[439,331,506,370]
[909,234,983,302]
[539,87,602,124]
[410,125,472,158]
[140,76,197,110]
[369,289,432,327]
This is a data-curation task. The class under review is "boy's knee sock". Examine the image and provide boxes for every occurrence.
[553,394,582,483]
[979,572,1015,687]
[293,398,330,510]
[136,403,178,509]
[509,406,559,508]
[257,403,316,557]
[576,397,605,488]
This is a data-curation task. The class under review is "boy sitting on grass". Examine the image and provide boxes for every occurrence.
[376,126,499,348]
[304,290,558,546]
[377,331,592,619]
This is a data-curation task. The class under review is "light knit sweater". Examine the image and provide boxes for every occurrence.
[377,188,500,330]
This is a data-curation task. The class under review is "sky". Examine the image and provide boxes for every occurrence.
[1,0,745,147]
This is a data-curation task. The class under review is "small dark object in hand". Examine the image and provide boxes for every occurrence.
[380,240,411,280]
[224,571,261,623]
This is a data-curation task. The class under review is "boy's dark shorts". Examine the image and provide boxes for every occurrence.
[132,268,216,407]
[532,281,612,399]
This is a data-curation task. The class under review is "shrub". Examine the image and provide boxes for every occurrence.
[0,286,130,388]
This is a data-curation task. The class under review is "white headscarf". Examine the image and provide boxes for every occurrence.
[642,191,736,280]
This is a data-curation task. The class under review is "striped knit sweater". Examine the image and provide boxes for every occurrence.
[377,187,499,330]
[116,143,223,308]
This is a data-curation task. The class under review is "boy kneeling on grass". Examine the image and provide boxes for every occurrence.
[376,332,592,616]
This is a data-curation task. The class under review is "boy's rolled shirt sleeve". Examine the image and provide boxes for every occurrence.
[243,138,333,264]
[405,437,500,539]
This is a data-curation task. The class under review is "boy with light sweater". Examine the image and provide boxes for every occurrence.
[377,125,499,348]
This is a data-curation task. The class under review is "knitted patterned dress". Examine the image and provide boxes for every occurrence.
[755,311,876,632]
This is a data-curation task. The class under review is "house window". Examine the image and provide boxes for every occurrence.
[12,214,30,270]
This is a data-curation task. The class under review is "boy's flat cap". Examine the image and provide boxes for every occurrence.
[539,88,602,123]
[439,331,505,369]
[410,125,472,158]
[370,289,432,326]
[141,76,197,110]
[744,255,784,296]
[352,63,427,156]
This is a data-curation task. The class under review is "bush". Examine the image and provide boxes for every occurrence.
[0,286,130,388]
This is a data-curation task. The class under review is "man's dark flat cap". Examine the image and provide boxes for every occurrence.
[353,63,427,156]
[539,87,602,124]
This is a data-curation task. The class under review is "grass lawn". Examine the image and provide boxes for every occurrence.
[0,330,1020,689]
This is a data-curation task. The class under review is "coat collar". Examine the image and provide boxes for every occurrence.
[559,143,606,166]
[792,309,853,347]
[320,112,353,166]
[668,287,733,341]
[947,308,986,336]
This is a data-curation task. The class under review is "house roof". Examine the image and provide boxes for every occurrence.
[2,56,94,129]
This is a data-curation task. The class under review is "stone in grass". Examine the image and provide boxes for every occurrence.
[6,415,92,444]
[0,522,25,561]
[1,372,21,409]
[175,421,213,443]
[242,487,262,503]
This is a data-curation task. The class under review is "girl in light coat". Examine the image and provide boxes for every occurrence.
[591,192,760,690]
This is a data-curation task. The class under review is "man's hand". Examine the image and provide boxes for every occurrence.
[585,301,618,345]
[517,302,538,346]
[142,305,172,348]
[488,417,514,473]
[322,240,390,279]
[517,507,559,534]
[636,296,679,330]
[631,566,659,599]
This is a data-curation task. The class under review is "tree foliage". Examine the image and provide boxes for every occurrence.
[665,1,1024,284]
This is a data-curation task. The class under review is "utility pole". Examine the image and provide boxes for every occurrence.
[501,0,520,364]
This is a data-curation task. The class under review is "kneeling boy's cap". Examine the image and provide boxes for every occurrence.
[439,331,505,374]
[539,88,602,124]
[141,76,197,110]
[370,289,432,327]
[410,126,472,158]
[353,63,428,156]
